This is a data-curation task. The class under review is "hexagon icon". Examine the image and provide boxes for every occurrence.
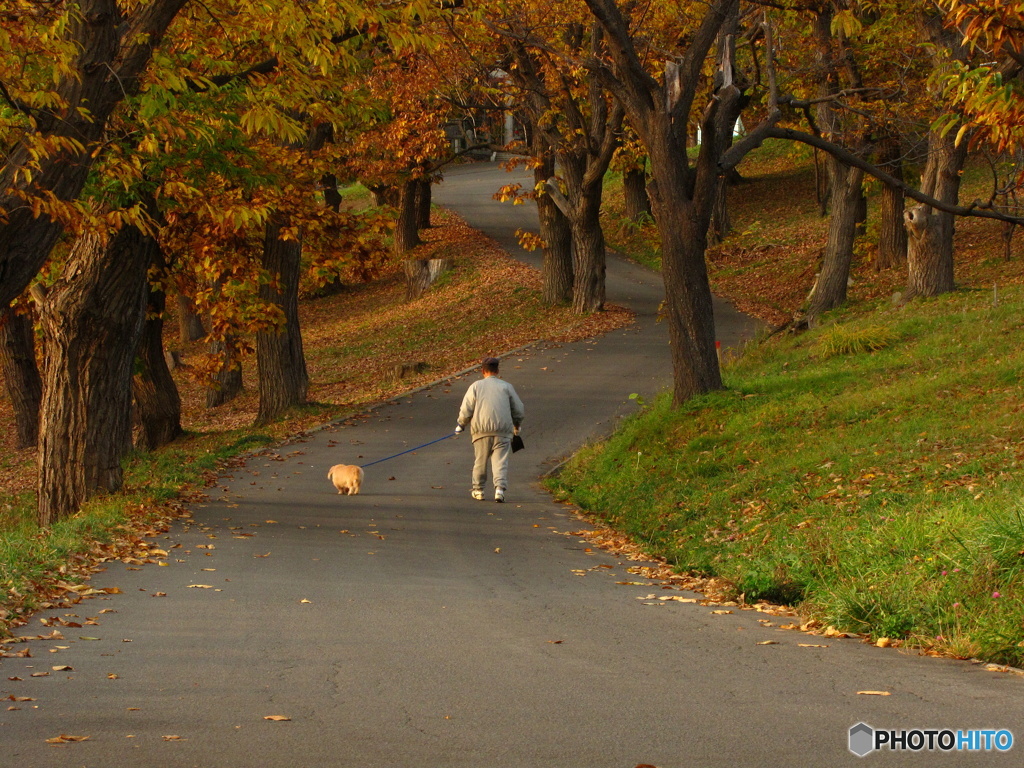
[849,722,875,757]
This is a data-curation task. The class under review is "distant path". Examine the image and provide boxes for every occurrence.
[1,162,1018,768]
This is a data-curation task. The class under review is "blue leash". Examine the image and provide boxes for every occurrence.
[359,432,457,469]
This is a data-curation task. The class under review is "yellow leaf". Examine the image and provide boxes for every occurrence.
[857,690,892,696]
[264,715,291,721]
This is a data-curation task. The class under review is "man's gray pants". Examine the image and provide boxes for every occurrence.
[472,435,511,491]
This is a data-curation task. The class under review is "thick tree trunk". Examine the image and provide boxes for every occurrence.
[651,176,723,402]
[206,337,243,408]
[807,163,864,321]
[877,147,908,270]
[255,215,308,425]
[710,179,732,245]
[134,281,183,451]
[623,166,652,222]
[393,179,422,256]
[0,308,42,449]
[405,258,451,301]
[36,227,149,526]
[322,173,343,213]
[176,291,206,343]
[558,149,610,314]
[368,184,400,208]
[904,205,950,297]
[904,129,967,297]
[532,134,573,306]
[416,178,433,230]
[0,0,188,310]
[570,187,607,313]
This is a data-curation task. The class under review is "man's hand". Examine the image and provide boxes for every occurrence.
[454,425,463,434]
[513,426,520,436]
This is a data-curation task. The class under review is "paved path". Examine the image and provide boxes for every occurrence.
[1,163,1019,767]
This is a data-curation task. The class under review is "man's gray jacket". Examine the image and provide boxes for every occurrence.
[458,376,524,440]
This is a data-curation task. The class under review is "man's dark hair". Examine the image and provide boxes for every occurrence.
[482,357,500,374]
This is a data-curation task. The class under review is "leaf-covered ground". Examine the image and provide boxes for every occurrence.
[0,207,631,630]
[1,209,631,505]
[603,139,1023,328]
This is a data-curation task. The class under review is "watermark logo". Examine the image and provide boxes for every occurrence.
[849,723,1014,757]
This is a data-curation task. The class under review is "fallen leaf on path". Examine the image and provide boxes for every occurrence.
[30,672,49,677]
[52,665,73,671]
[857,691,891,696]
[299,599,312,604]
[875,637,892,648]
[187,585,214,589]
[711,610,733,615]
[162,735,184,741]
[660,596,698,603]
[7,695,35,701]
[46,734,89,744]
[264,715,291,721]
[756,640,778,646]
[797,644,829,648]
[547,640,564,644]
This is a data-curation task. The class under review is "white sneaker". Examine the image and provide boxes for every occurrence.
[495,489,505,503]
[471,489,484,501]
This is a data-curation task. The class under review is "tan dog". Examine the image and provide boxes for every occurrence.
[327,464,364,495]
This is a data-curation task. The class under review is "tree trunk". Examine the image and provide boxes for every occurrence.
[570,186,607,313]
[623,166,652,222]
[368,184,398,208]
[176,291,206,343]
[533,133,573,306]
[876,144,907,270]
[36,226,150,526]
[808,163,864,321]
[650,169,723,402]
[206,337,243,408]
[405,258,451,301]
[0,308,42,449]
[904,205,949,298]
[255,215,308,425]
[133,280,183,451]
[322,173,343,213]
[710,178,732,245]
[416,177,433,230]
[393,179,422,256]
[905,129,967,297]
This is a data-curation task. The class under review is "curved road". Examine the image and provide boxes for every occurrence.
[1,163,1018,767]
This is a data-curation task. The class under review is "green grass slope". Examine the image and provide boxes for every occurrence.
[550,287,1024,664]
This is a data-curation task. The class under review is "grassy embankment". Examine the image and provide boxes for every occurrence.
[0,197,630,633]
[551,141,1024,665]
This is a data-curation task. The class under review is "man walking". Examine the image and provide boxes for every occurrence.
[455,357,524,502]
